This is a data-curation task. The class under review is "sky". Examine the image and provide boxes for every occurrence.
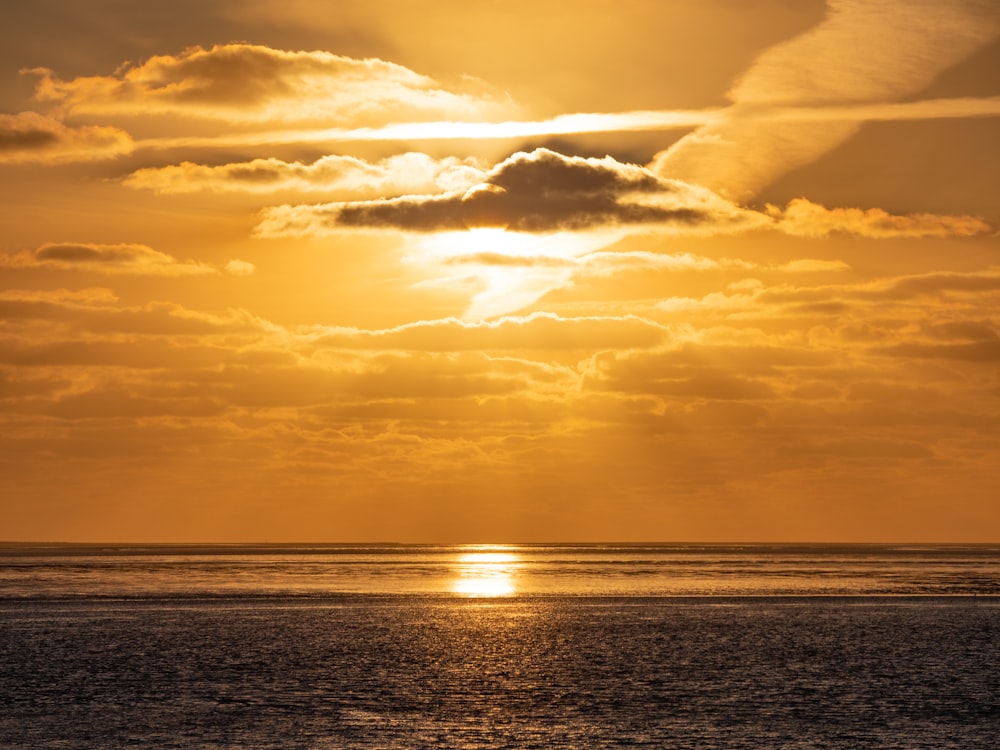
[1,0,999,543]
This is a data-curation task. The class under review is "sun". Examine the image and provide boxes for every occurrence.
[452,550,521,597]
[412,227,625,319]
[421,228,557,262]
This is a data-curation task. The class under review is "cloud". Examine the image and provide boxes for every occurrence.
[124,152,486,196]
[0,112,132,164]
[0,289,270,338]
[131,107,719,153]
[124,93,1000,155]
[767,198,993,238]
[29,43,518,126]
[313,312,668,352]
[224,259,256,276]
[654,269,1000,327]
[2,267,998,537]
[1,243,217,276]
[876,340,1000,363]
[652,0,1000,200]
[255,148,763,236]
[255,153,993,250]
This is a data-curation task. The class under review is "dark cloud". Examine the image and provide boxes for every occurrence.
[257,148,760,235]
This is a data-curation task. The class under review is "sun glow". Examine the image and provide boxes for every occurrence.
[452,550,521,597]
[414,228,625,319]
[421,228,588,262]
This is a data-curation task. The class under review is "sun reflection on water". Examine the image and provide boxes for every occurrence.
[452,550,521,597]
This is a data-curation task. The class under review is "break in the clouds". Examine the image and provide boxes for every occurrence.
[28,44,518,126]
[0,112,132,164]
[653,0,1000,200]
[1,243,252,276]
[125,153,486,196]
[256,148,762,236]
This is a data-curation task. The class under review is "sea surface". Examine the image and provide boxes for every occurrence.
[1,543,998,748]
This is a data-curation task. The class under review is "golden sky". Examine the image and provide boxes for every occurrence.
[1,0,999,542]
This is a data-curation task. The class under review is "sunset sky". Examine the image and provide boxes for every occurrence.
[1,0,998,542]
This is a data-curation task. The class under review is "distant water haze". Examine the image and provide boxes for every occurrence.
[2,543,998,599]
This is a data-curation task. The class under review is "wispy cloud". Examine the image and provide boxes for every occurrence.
[652,0,1000,200]
[127,95,1000,154]
[133,107,718,151]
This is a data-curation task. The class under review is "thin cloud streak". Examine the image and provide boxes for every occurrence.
[653,0,1000,200]
[132,96,1000,153]
[134,109,721,151]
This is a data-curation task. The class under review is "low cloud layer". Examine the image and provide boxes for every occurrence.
[3,260,999,538]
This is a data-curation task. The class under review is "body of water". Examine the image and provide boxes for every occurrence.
[1,544,998,748]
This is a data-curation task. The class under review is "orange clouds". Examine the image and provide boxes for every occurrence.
[256,149,763,236]
[253,148,993,243]
[653,0,1000,200]
[29,44,518,126]
[767,199,993,239]
[2,239,999,540]
[125,153,486,196]
[0,112,132,164]
[314,313,668,352]
[1,243,252,276]
[2,7,999,542]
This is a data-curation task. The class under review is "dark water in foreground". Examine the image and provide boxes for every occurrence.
[1,544,998,748]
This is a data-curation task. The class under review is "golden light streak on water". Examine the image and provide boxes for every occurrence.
[451,550,521,597]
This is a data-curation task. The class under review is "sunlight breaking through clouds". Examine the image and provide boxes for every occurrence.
[1,1,999,544]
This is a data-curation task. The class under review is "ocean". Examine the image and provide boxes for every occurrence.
[1,544,998,748]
